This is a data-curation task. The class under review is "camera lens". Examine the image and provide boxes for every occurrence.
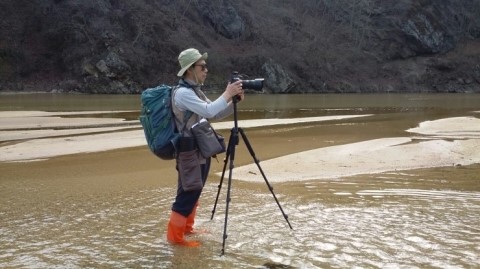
[242,79,264,91]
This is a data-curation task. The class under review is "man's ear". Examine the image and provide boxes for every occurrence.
[189,65,198,74]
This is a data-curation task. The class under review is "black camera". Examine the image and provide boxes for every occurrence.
[230,71,264,91]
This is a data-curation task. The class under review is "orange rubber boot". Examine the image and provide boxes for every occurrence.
[167,211,200,247]
[185,203,198,235]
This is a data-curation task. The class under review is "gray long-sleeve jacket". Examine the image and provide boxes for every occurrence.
[172,79,233,163]
[172,79,233,138]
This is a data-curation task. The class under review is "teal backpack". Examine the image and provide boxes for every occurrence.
[139,84,192,160]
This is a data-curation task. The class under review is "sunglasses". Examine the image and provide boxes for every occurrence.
[193,64,208,71]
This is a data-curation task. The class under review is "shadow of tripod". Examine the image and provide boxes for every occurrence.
[210,96,293,255]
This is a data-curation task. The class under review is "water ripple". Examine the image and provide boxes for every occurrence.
[1,181,479,268]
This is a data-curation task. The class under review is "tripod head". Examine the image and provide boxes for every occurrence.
[231,93,241,138]
[232,94,242,104]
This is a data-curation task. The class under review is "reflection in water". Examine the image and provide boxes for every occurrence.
[0,94,479,268]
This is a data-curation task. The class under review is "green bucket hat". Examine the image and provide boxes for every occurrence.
[177,48,208,77]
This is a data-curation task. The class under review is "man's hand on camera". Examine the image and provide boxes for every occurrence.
[223,80,243,102]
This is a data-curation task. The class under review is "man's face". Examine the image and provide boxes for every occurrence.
[189,59,208,84]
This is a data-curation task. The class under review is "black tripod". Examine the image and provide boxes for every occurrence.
[210,96,293,255]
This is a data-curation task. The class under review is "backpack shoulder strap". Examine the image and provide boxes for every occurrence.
[179,79,208,101]
[172,85,193,134]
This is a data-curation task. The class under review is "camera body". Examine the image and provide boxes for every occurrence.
[230,71,264,91]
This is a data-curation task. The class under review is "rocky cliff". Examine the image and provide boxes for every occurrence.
[0,0,479,94]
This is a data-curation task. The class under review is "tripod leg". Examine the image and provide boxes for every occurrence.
[210,129,235,220]
[238,128,293,230]
[221,129,238,255]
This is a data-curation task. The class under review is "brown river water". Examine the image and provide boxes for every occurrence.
[0,93,479,268]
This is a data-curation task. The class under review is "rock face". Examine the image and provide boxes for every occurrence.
[0,0,479,94]
[370,0,479,58]
[198,0,245,39]
[262,59,296,93]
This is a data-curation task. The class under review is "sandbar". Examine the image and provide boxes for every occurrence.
[227,116,480,182]
[0,113,370,162]
[1,111,479,182]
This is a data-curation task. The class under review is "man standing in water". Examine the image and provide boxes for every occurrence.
[167,48,244,247]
